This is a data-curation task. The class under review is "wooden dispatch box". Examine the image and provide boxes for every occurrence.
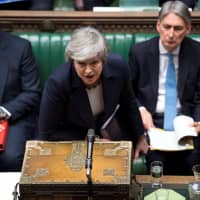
[19,140,132,200]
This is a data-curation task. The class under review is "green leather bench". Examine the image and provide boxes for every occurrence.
[17,32,200,87]
[15,32,200,175]
[16,32,135,88]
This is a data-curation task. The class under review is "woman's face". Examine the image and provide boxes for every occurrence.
[73,57,103,88]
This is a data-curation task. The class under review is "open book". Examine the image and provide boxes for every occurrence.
[148,115,198,151]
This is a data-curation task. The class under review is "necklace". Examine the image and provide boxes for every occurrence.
[85,80,101,90]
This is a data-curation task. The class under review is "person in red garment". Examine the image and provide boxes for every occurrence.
[0,31,40,171]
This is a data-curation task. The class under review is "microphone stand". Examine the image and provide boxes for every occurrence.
[85,129,95,199]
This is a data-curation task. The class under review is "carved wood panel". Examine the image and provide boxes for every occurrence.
[0,11,200,33]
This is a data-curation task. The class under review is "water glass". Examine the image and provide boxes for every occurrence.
[150,161,163,188]
[192,164,200,181]
[188,182,200,200]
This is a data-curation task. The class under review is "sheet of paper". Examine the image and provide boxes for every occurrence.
[0,172,21,200]
[148,128,194,151]
[173,115,197,142]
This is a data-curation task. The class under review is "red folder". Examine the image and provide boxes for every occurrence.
[0,120,8,151]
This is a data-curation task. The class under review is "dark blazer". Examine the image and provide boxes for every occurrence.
[39,53,144,142]
[129,36,200,153]
[0,32,40,121]
[0,31,40,171]
[129,36,200,122]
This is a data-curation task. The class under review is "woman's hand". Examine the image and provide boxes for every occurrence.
[134,134,149,160]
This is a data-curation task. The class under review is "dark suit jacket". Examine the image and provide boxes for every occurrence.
[129,36,200,149]
[0,31,40,171]
[129,36,200,121]
[38,53,144,143]
[0,31,41,123]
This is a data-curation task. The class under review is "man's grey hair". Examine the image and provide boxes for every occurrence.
[159,0,191,25]
[65,26,108,61]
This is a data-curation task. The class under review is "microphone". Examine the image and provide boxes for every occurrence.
[85,129,95,180]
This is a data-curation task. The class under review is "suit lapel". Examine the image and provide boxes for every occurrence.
[149,38,160,108]
[150,49,160,94]
[102,76,115,117]
[100,61,121,123]
[178,45,190,99]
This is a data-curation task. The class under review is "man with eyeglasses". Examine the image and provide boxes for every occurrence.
[129,0,200,175]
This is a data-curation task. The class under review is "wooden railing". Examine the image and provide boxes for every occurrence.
[1,10,200,33]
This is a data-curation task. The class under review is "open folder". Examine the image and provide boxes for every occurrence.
[0,120,8,151]
[148,115,197,151]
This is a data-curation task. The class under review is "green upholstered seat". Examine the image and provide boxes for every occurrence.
[119,0,159,11]
[53,0,75,11]
[104,33,134,61]
[119,0,158,7]
[16,32,71,87]
[134,33,200,43]
[189,34,200,42]
[16,32,135,88]
[134,33,157,43]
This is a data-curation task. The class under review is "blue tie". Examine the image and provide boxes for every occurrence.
[164,53,177,130]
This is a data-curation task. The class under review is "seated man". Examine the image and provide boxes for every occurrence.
[129,0,200,175]
[0,31,41,171]
[38,26,148,160]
